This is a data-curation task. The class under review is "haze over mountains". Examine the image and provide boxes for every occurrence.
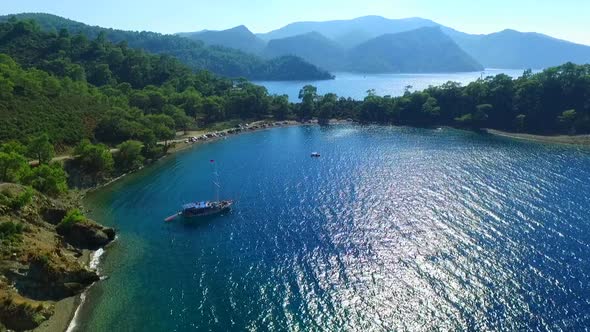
[0,13,333,81]
[182,15,590,73]
[2,13,590,80]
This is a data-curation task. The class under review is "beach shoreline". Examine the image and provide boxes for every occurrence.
[32,249,94,332]
[49,122,586,331]
[34,245,110,332]
[82,119,333,196]
[50,119,326,332]
[485,128,590,146]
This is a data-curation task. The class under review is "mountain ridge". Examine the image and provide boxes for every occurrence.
[0,13,333,80]
[346,27,483,73]
[177,24,266,54]
[256,15,590,69]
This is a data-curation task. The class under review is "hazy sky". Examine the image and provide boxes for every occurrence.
[2,0,589,45]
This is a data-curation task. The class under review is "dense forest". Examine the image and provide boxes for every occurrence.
[0,14,333,81]
[0,19,294,148]
[296,64,590,134]
[0,13,588,332]
[0,17,589,193]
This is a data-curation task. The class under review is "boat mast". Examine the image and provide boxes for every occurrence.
[210,159,220,201]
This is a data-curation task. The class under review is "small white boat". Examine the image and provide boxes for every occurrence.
[311,152,321,157]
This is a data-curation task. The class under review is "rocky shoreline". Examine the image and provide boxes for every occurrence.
[0,183,115,331]
[5,119,344,332]
[23,120,304,332]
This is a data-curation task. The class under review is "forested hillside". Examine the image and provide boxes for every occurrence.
[446,28,590,69]
[0,13,333,81]
[298,63,590,134]
[0,19,289,148]
[263,32,346,71]
[346,28,483,73]
[259,15,590,70]
[1,17,588,154]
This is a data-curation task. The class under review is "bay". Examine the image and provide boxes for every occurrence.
[78,125,590,331]
[255,69,530,101]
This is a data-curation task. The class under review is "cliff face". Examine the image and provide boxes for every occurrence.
[0,183,114,331]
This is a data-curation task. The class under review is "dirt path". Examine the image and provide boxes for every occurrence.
[28,148,119,166]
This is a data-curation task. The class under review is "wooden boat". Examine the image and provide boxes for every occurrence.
[164,160,232,222]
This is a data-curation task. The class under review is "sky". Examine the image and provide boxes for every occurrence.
[1,0,589,45]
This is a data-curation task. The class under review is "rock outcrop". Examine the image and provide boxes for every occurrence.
[57,220,115,250]
[0,183,115,330]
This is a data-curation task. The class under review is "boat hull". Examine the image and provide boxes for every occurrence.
[181,201,232,219]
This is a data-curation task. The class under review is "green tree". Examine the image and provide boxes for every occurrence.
[270,95,291,120]
[58,209,87,229]
[514,114,527,132]
[201,96,225,124]
[455,104,491,128]
[27,134,55,164]
[74,139,114,179]
[21,163,68,196]
[317,93,337,125]
[558,109,578,134]
[115,140,145,172]
[421,97,441,123]
[142,114,176,150]
[163,105,192,133]
[0,151,28,182]
[474,104,492,125]
[297,85,317,120]
[0,141,26,155]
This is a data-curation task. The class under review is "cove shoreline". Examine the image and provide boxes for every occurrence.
[485,128,590,146]
[48,119,327,332]
[52,121,588,331]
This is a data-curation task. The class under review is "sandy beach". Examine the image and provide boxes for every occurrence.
[486,129,590,146]
[32,250,92,332]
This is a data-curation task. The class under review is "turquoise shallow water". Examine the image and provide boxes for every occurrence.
[79,125,590,331]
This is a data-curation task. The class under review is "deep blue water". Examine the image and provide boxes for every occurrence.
[255,69,530,101]
[78,125,590,331]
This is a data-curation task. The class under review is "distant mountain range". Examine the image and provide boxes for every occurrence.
[258,16,441,48]
[347,27,483,73]
[3,14,590,78]
[180,15,590,72]
[0,13,333,81]
[263,32,347,71]
[178,25,266,54]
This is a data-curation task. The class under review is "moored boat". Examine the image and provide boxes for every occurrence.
[164,159,233,222]
[181,200,233,217]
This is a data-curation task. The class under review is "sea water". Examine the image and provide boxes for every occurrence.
[78,125,590,331]
[255,69,530,101]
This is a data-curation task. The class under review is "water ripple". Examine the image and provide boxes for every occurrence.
[81,126,590,331]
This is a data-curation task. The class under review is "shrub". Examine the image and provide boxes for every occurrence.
[74,140,114,179]
[21,163,68,196]
[115,140,144,171]
[0,221,24,243]
[58,209,86,229]
[9,187,33,210]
